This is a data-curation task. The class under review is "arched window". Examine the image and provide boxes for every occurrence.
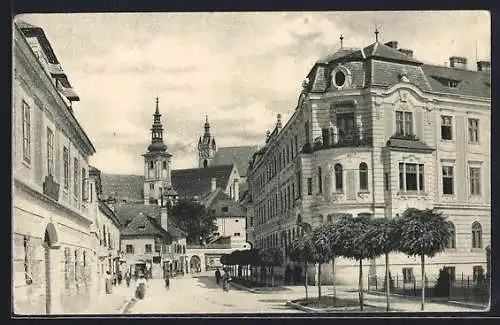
[472,222,482,249]
[359,162,368,190]
[335,164,343,191]
[447,223,456,249]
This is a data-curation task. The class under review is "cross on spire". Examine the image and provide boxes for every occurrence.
[375,25,379,42]
[340,34,344,48]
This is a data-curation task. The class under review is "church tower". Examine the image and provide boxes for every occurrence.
[198,115,217,168]
[143,98,175,205]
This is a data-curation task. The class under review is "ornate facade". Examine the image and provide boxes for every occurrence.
[246,38,491,285]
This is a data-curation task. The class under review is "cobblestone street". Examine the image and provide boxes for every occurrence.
[127,276,304,314]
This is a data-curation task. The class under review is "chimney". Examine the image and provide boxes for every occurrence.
[398,48,414,58]
[160,207,168,231]
[276,114,282,131]
[211,177,217,192]
[477,61,491,72]
[384,41,398,49]
[234,179,239,202]
[450,56,467,70]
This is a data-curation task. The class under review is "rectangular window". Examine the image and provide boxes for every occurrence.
[418,164,425,191]
[287,185,291,209]
[442,166,454,195]
[82,168,88,201]
[443,266,456,282]
[126,245,134,253]
[294,135,298,153]
[318,167,323,194]
[396,111,404,135]
[473,266,484,282]
[250,217,254,227]
[399,163,405,190]
[402,267,414,283]
[405,164,417,191]
[47,128,54,176]
[337,113,355,140]
[22,101,31,163]
[470,167,481,195]
[73,158,79,197]
[304,121,310,144]
[307,178,312,195]
[441,116,453,140]
[396,111,413,136]
[163,161,167,169]
[297,172,302,197]
[292,183,295,206]
[145,244,152,253]
[468,118,479,143]
[322,128,330,146]
[63,147,69,189]
[384,172,389,191]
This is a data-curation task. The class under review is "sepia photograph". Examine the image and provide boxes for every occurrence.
[11,10,491,316]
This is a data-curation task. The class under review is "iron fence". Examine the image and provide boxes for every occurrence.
[367,273,490,306]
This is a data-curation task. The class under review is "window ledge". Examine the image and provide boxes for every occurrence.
[440,139,454,143]
[22,159,31,169]
[397,191,428,196]
[471,248,483,253]
[468,141,481,145]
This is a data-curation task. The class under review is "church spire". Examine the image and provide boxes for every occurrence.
[147,97,167,152]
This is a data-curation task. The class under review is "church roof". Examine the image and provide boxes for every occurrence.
[100,173,145,203]
[171,164,235,199]
[213,146,260,178]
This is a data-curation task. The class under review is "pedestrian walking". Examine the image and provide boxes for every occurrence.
[221,268,231,292]
[164,273,170,290]
[215,268,221,285]
[105,271,113,294]
[135,273,147,300]
[117,271,122,285]
[125,271,131,287]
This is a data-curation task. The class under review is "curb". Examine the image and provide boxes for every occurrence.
[286,299,404,313]
[230,282,290,294]
[446,300,489,311]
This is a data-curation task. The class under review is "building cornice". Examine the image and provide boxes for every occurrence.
[14,27,96,156]
[14,178,92,225]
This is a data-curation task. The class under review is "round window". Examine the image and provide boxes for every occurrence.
[334,70,346,87]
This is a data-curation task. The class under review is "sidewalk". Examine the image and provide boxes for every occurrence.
[285,285,482,312]
[82,283,136,314]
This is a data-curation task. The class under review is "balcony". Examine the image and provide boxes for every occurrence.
[304,130,372,153]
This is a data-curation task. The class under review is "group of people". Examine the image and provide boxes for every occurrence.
[215,268,231,292]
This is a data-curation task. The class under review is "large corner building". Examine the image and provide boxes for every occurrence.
[246,37,491,285]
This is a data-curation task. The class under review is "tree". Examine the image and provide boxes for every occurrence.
[287,234,314,300]
[366,217,400,311]
[259,247,284,287]
[397,208,452,311]
[310,224,339,301]
[170,199,217,244]
[334,215,379,311]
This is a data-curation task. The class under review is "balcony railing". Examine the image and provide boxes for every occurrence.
[304,130,372,153]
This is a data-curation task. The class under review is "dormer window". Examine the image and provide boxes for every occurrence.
[431,76,460,88]
[138,225,145,230]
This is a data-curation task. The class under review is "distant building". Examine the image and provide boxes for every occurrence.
[13,21,96,314]
[247,37,491,285]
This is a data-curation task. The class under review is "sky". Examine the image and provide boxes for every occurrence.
[17,11,490,175]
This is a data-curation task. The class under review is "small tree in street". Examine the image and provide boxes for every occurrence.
[311,223,341,301]
[334,215,379,311]
[397,208,452,311]
[259,247,284,287]
[287,234,314,300]
[366,217,401,311]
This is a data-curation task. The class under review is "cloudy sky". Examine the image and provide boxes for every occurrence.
[17,11,490,175]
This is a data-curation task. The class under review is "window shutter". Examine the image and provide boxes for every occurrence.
[82,178,89,201]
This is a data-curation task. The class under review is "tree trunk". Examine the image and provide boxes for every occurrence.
[318,263,322,300]
[421,254,425,311]
[331,256,336,300]
[359,259,364,311]
[385,252,390,311]
[304,260,309,300]
[271,266,275,287]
